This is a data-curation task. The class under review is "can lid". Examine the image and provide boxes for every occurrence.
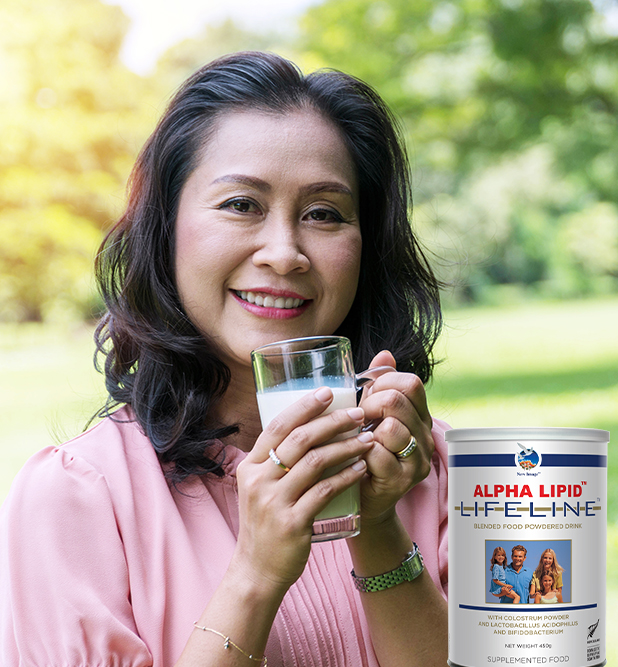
[445,427,610,442]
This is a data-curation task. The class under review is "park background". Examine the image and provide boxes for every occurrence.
[1,0,616,660]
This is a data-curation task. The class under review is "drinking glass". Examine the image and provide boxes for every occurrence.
[251,335,392,542]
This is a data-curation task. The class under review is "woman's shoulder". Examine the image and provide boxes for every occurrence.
[3,408,161,514]
[0,409,157,667]
[56,406,152,467]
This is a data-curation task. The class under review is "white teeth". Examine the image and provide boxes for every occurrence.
[236,291,305,309]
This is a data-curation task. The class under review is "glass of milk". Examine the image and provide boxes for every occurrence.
[251,336,392,542]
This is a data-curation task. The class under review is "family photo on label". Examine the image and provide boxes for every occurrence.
[487,541,570,604]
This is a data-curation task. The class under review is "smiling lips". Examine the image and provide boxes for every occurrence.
[234,290,306,310]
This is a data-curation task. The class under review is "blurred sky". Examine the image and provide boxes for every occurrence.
[103,0,321,74]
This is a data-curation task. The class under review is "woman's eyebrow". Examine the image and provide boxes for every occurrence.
[299,181,354,197]
[210,175,353,198]
[210,174,271,191]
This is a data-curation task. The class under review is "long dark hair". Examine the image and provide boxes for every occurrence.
[95,51,442,484]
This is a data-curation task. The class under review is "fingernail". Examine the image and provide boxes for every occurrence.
[315,387,333,402]
[352,459,367,472]
[358,430,374,443]
[347,407,364,421]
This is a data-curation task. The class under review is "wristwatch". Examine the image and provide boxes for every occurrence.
[351,542,424,592]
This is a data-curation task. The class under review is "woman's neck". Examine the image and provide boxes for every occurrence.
[215,365,263,453]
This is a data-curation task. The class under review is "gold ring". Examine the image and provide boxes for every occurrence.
[269,448,291,472]
[395,436,417,460]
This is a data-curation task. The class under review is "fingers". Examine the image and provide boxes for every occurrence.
[361,372,433,461]
[250,386,369,468]
[277,429,373,491]
[362,370,431,429]
[293,457,367,522]
[356,359,436,517]
[367,349,396,371]
[273,406,368,472]
[237,424,372,553]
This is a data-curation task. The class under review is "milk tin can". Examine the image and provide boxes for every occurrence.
[447,427,609,667]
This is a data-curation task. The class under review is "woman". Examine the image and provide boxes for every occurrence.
[0,52,448,666]
[530,548,564,599]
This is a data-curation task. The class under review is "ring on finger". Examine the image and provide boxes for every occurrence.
[395,435,417,460]
[269,448,291,473]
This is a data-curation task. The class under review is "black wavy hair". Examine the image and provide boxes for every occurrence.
[95,51,442,484]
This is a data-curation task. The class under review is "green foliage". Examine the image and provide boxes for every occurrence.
[299,0,618,303]
[3,0,618,319]
[0,205,101,321]
[154,19,287,95]
[0,0,158,321]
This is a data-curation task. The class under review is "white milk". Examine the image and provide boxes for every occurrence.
[257,385,360,525]
[257,385,357,435]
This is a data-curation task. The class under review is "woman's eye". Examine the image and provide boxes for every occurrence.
[306,208,343,223]
[221,199,259,214]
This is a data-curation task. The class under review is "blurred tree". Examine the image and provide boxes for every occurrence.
[0,0,158,321]
[299,0,618,301]
[154,19,285,95]
[300,0,618,178]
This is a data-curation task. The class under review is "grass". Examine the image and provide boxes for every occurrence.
[1,297,616,661]
[0,322,107,501]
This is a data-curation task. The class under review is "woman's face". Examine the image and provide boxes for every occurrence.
[543,552,554,568]
[174,109,362,371]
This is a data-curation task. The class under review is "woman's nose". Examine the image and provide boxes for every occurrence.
[252,219,310,274]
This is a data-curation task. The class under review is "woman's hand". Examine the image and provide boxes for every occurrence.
[231,388,374,596]
[357,350,435,526]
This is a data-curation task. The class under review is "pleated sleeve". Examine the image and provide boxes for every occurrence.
[0,446,154,667]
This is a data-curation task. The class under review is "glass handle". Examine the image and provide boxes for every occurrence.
[355,365,395,388]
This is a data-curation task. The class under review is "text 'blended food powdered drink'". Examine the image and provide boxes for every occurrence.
[447,427,609,667]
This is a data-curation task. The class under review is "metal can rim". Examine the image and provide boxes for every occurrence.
[445,426,610,442]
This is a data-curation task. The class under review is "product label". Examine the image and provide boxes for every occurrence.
[448,438,607,667]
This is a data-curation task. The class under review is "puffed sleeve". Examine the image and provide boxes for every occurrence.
[0,446,154,667]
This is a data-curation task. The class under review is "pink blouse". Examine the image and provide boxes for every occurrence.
[0,408,448,666]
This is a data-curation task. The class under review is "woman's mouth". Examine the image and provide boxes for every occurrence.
[234,290,306,310]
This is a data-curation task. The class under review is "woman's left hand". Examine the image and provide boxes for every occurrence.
[357,350,435,525]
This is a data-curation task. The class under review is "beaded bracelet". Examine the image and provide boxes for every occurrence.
[193,623,268,665]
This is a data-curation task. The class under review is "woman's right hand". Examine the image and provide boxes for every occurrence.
[230,386,374,598]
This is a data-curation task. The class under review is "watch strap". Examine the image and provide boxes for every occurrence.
[351,542,424,592]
